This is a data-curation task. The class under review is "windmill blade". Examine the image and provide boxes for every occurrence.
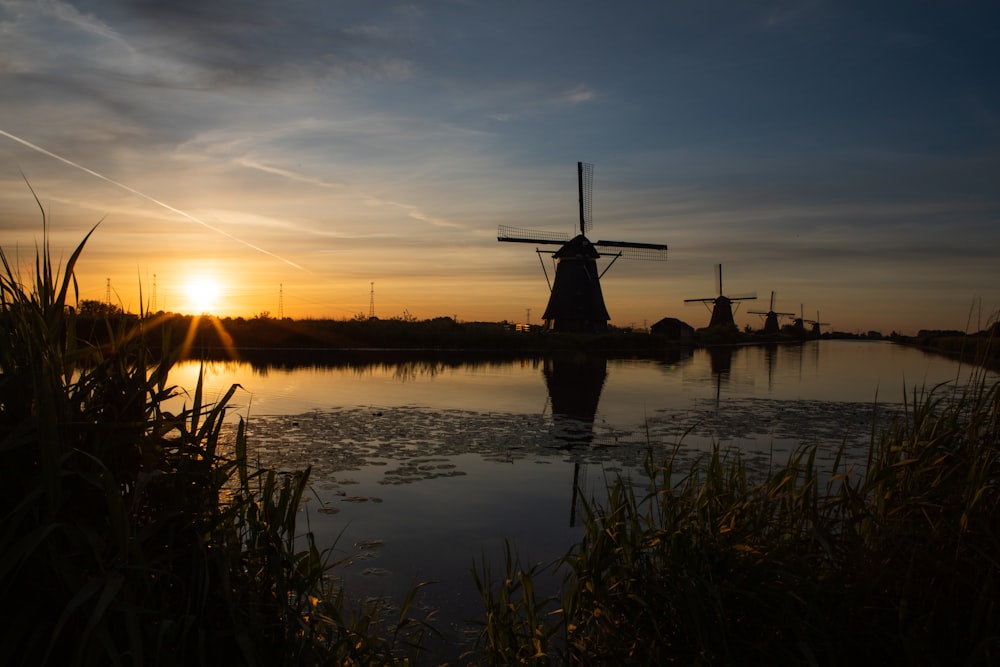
[729,293,758,301]
[578,161,593,235]
[498,225,569,245]
[715,264,723,296]
[684,297,716,303]
[594,240,668,261]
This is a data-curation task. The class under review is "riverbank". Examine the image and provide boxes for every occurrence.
[76,311,879,359]
[890,326,1000,371]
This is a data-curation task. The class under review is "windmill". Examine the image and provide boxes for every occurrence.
[805,310,830,337]
[684,264,756,329]
[498,162,668,333]
[748,291,795,335]
[791,304,808,336]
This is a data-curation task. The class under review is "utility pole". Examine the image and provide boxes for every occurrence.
[369,282,375,319]
[105,278,111,305]
[525,308,531,324]
[278,284,284,319]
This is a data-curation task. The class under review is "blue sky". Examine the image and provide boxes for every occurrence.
[1,0,998,333]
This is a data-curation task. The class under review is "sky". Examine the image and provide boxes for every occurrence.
[1,1,998,335]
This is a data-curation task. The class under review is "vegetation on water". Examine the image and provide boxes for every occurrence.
[4,216,999,665]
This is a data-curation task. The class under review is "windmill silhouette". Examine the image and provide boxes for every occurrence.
[791,304,809,336]
[498,162,668,333]
[684,264,756,329]
[748,291,795,335]
[805,310,830,336]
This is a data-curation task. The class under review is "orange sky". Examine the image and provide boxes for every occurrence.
[2,3,998,335]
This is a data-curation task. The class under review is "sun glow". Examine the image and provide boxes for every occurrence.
[183,273,224,314]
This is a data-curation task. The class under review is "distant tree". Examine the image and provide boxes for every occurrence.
[78,299,121,318]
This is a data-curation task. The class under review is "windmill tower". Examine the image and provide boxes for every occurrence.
[805,310,830,336]
[748,291,795,335]
[498,162,668,333]
[684,264,756,330]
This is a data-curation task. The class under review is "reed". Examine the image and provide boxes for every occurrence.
[472,370,1000,664]
[0,214,430,664]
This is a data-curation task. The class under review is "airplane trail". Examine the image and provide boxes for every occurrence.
[0,129,308,272]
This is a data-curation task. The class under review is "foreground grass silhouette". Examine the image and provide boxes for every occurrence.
[0,219,432,666]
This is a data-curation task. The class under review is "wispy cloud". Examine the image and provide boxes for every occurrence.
[0,129,308,271]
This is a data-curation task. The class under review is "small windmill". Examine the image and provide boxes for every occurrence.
[748,291,795,335]
[791,304,808,336]
[805,310,830,337]
[684,264,756,329]
[498,162,668,333]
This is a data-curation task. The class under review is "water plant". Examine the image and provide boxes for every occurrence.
[471,371,1000,664]
[0,207,431,665]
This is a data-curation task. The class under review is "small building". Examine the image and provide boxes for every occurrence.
[650,317,695,341]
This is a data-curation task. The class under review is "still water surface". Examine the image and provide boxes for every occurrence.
[169,340,994,654]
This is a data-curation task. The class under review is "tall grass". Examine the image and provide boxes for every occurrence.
[0,214,430,664]
[472,368,1000,664]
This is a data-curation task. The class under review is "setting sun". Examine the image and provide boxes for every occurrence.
[183,274,224,314]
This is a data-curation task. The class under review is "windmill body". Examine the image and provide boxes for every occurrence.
[541,235,611,331]
[685,264,756,330]
[498,163,667,333]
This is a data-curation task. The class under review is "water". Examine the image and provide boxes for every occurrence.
[166,340,994,656]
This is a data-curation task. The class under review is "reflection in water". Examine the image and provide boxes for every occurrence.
[707,345,733,405]
[208,340,996,659]
[542,353,608,526]
[764,343,778,390]
[543,354,608,447]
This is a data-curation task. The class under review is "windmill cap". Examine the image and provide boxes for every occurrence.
[553,234,600,259]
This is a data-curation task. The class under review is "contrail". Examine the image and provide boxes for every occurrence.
[0,129,308,272]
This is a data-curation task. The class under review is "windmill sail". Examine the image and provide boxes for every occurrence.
[497,225,569,245]
[498,162,668,333]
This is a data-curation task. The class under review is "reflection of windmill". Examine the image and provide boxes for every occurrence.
[498,162,668,333]
[763,343,778,390]
[748,291,796,335]
[542,353,608,526]
[805,310,830,337]
[707,345,733,406]
[684,264,756,329]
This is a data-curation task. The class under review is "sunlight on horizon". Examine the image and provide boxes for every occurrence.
[182,272,225,315]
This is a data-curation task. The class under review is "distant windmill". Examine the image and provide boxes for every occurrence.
[684,264,756,329]
[748,291,796,335]
[792,304,808,336]
[805,310,830,336]
[498,162,668,333]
